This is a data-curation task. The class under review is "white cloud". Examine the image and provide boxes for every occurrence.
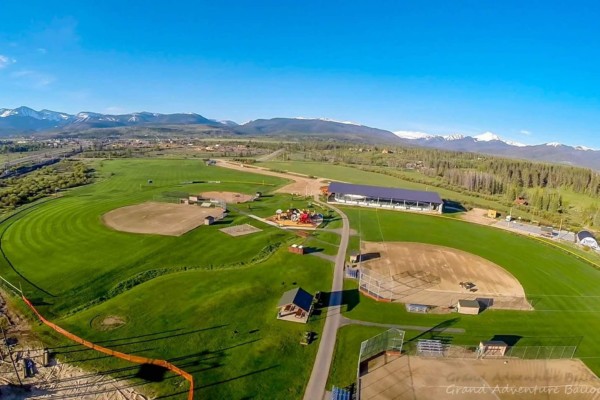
[0,55,16,69]
[36,48,48,55]
[519,130,531,136]
[11,70,55,88]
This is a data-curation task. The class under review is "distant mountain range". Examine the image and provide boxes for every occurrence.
[1,106,600,170]
[393,130,600,170]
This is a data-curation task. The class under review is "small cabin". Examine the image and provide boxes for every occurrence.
[204,216,215,226]
[276,288,313,323]
[457,299,480,315]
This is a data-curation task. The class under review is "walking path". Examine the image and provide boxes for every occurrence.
[302,200,349,400]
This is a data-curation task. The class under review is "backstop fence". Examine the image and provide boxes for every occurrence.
[405,342,577,360]
[356,329,405,399]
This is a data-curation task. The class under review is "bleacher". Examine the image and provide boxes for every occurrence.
[331,386,352,400]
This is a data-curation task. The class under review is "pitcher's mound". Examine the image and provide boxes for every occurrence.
[103,202,224,236]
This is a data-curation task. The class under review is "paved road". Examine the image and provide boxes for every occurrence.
[303,200,350,400]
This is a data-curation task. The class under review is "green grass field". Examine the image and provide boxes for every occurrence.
[0,158,334,399]
[3,157,600,398]
[326,206,600,388]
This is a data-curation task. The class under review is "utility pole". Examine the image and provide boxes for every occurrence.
[558,217,563,240]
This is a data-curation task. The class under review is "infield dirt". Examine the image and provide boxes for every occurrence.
[360,356,600,400]
[103,201,224,236]
[359,241,532,310]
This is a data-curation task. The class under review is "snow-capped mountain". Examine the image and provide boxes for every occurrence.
[294,117,363,126]
[474,132,500,142]
[393,130,600,170]
[1,106,599,170]
[0,106,221,133]
[393,130,433,139]
[0,106,72,122]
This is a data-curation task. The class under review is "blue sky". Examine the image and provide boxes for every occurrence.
[1,1,600,146]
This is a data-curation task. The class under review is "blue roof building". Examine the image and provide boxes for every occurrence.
[327,182,443,213]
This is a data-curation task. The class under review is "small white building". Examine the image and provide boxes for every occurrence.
[577,231,599,250]
[457,299,480,315]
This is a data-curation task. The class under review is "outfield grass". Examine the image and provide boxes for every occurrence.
[326,206,600,387]
[0,158,334,399]
[57,250,332,399]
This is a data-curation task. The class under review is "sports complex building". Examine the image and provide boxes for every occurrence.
[327,182,444,213]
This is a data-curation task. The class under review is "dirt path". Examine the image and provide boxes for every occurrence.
[215,160,327,196]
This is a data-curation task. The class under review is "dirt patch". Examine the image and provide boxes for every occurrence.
[219,224,262,237]
[201,191,255,204]
[91,315,127,331]
[461,208,499,225]
[103,201,224,236]
[360,356,600,399]
[359,241,531,310]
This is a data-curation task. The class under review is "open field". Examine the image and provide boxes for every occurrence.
[0,158,334,399]
[103,201,225,236]
[361,355,600,400]
[359,241,530,310]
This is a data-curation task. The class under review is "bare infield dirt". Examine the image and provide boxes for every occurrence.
[103,202,224,236]
[200,191,255,203]
[359,241,532,310]
[360,356,600,400]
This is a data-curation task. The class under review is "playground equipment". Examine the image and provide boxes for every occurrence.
[274,208,324,226]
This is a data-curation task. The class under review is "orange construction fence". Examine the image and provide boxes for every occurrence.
[22,295,194,400]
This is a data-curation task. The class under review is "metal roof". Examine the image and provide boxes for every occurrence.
[277,287,313,312]
[458,299,480,309]
[328,182,443,204]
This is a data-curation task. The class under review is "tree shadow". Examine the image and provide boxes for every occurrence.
[315,289,360,312]
[195,365,279,390]
[54,325,228,355]
[302,246,323,254]
[406,318,461,343]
